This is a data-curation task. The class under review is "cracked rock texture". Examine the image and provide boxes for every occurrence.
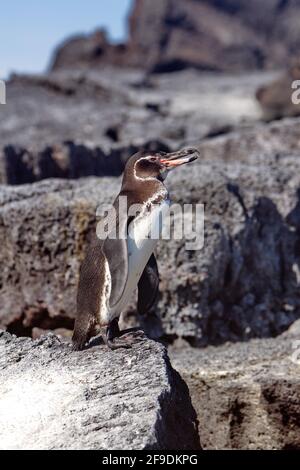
[170,321,300,450]
[1,118,300,345]
[0,331,200,450]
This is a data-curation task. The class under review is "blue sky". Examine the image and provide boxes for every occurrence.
[0,0,132,78]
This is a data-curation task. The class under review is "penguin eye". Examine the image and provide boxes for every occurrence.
[149,157,157,163]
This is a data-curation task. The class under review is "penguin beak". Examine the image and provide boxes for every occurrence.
[159,148,200,169]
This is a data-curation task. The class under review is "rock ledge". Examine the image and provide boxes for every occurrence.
[0,332,200,450]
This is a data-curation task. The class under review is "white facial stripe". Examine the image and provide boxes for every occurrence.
[133,158,158,181]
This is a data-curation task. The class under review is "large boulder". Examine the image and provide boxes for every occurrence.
[256,61,300,121]
[170,320,300,449]
[1,118,300,345]
[127,0,265,72]
[0,331,200,450]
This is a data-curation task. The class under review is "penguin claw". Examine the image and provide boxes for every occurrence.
[106,331,147,350]
[120,330,146,341]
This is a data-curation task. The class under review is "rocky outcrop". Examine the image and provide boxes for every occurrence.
[1,118,300,345]
[50,29,128,71]
[2,90,298,185]
[1,67,273,184]
[256,61,300,121]
[0,331,200,450]
[1,68,176,181]
[0,67,276,184]
[50,0,300,73]
[127,0,265,72]
[170,320,300,449]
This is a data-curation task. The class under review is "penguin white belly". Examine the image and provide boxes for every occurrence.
[110,200,170,317]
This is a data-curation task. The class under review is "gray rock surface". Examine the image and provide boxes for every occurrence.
[1,118,300,345]
[170,322,300,449]
[0,68,274,184]
[0,330,200,450]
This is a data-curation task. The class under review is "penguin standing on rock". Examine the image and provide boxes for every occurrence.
[72,147,199,350]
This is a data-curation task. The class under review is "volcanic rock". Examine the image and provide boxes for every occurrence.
[1,67,274,185]
[0,331,200,450]
[1,118,300,345]
[170,322,300,449]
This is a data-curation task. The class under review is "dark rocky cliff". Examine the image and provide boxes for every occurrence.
[51,0,300,73]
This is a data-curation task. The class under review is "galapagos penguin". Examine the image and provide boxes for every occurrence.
[72,147,199,350]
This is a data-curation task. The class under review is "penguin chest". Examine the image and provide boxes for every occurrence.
[111,200,169,316]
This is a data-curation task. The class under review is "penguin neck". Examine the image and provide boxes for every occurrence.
[121,175,168,207]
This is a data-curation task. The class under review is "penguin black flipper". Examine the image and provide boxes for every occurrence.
[137,253,164,339]
[137,253,159,315]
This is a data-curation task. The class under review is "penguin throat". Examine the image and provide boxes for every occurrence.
[144,187,169,207]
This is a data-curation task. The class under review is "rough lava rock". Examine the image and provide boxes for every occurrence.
[0,331,200,450]
[170,320,300,449]
[0,67,270,184]
[1,118,300,345]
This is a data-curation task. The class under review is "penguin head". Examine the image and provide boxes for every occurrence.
[125,148,199,183]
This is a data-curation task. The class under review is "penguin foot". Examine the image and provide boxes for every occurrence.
[106,334,145,350]
[105,320,146,350]
[106,332,146,350]
[106,337,133,350]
